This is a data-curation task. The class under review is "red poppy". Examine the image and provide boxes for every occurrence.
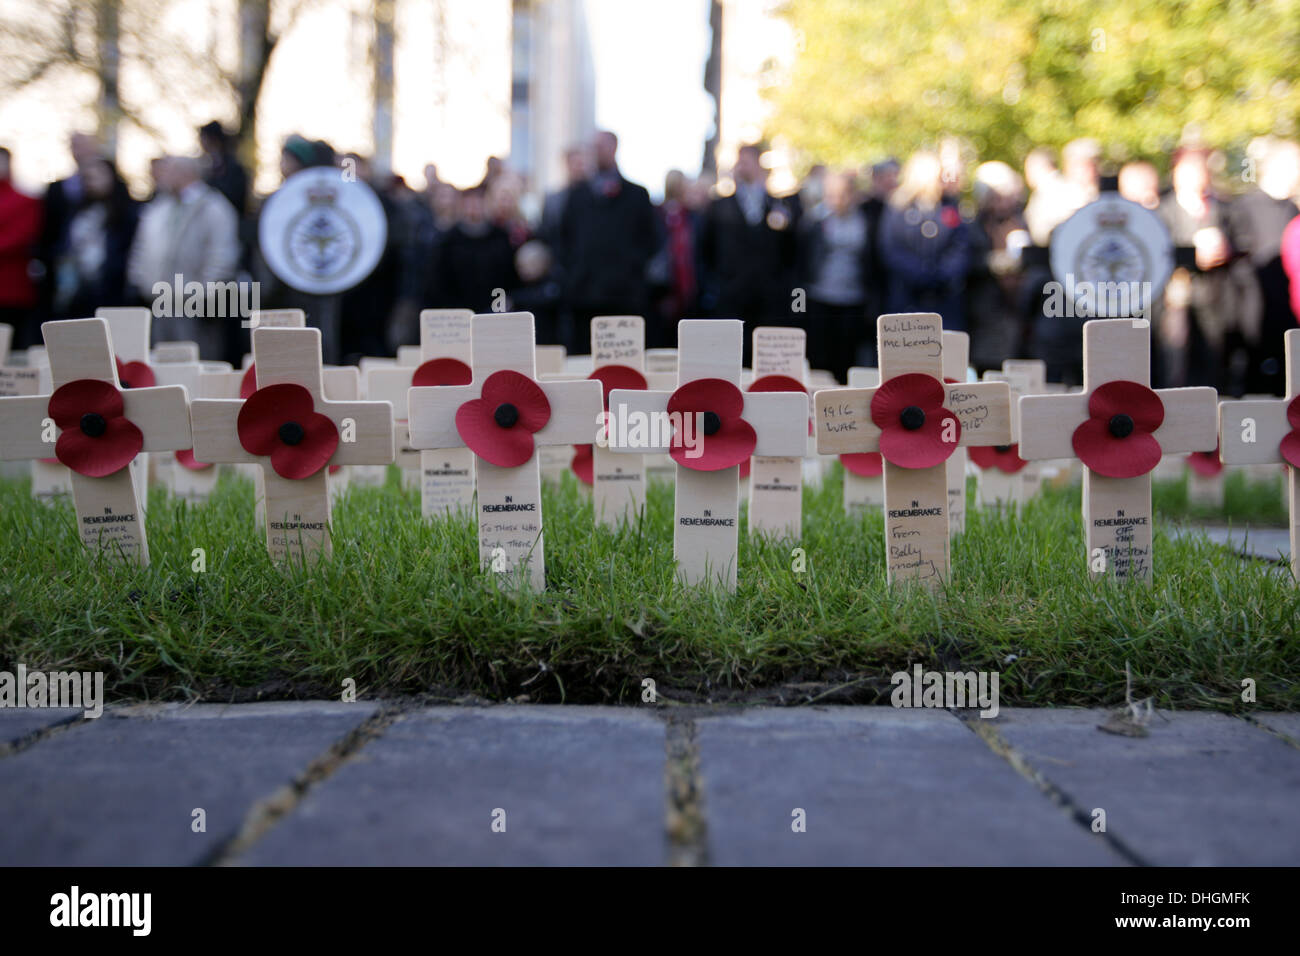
[1280,396,1300,468]
[115,357,155,389]
[175,448,212,471]
[840,452,884,476]
[749,374,812,436]
[455,370,551,468]
[237,383,339,479]
[47,379,143,477]
[1186,446,1223,478]
[412,357,473,387]
[571,443,593,485]
[969,443,1028,474]
[870,373,961,469]
[1071,380,1164,479]
[940,206,961,230]
[239,364,258,399]
[666,378,756,471]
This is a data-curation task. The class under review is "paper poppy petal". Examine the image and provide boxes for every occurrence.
[239,364,258,399]
[667,378,745,420]
[455,398,538,467]
[175,447,213,471]
[672,416,756,471]
[969,443,1028,474]
[268,412,338,479]
[1088,380,1164,432]
[870,373,947,429]
[739,458,751,479]
[1072,418,1162,478]
[55,415,142,477]
[589,365,647,408]
[1186,450,1223,477]
[115,358,155,389]
[412,357,473,387]
[237,383,318,457]
[840,452,884,476]
[879,407,960,469]
[1280,431,1300,469]
[1287,395,1300,431]
[748,374,806,394]
[48,379,123,430]
[571,444,593,485]
[479,370,551,433]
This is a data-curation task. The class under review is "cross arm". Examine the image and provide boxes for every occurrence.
[811,386,881,455]
[947,381,1012,447]
[1219,399,1287,465]
[606,388,671,454]
[537,379,603,446]
[323,400,394,465]
[1019,393,1089,460]
[407,384,479,451]
[365,368,414,417]
[744,392,810,456]
[0,395,56,459]
[126,384,192,451]
[1152,387,1219,455]
[191,399,257,463]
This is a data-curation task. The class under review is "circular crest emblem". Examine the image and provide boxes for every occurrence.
[1049,194,1173,318]
[259,167,387,295]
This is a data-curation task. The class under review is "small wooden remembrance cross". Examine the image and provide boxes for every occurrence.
[407,312,602,588]
[813,313,1012,587]
[1019,318,1218,582]
[745,326,810,540]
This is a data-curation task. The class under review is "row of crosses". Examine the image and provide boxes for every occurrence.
[0,311,1293,590]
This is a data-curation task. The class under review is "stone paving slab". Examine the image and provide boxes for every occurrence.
[236,706,667,866]
[1253,713,1300,743]
[991,708,1300,866]
[0,701,376,866]
[695,708,1121,866]
[0,708,83,745]
[1172,524,1292,561]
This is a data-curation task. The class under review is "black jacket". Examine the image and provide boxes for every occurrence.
[698,190,801,312]
[559,173,656,310]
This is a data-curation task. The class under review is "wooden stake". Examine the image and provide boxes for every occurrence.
[746,326,809,539]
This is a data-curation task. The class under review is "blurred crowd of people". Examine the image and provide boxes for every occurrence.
[3,123,1300,394]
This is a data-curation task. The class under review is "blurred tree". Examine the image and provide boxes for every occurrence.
[770,0,1300,170]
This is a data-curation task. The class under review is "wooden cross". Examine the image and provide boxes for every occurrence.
[1219,329,1300,579]
[586,315,649,526]
[190,326,394,561]
[942,330,970,535]
[151,356,232,503]
[407,312,602,589]
[975,367,1040,507]
[746,326,810,539]
[840,366,882,513]
[606,318,807,589]
[365,309,477,516]
[0,318,190,563]
[1020,318,1218,582]
[813,313,1012,588]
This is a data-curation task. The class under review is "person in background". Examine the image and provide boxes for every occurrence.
[1024,139,1100,247]
[381,172,437,352]
[861,158,899,325]
[511,239,563,346]
[1230,138,1300,394]
[198,121,249,218]
[539,146,588,249]
[433,185,518,315]
[558,130,656,354]
[802,169,871,381]
[697,143,801,361]
[1282,212,1300,325]
[1118,160,1161,210]
[489,172,532,249]
[127,156,240,359]
[336,152,405,362]
[37,132,102,322]
[0,146,43,348]
[799,163,827,215]
[648,168,699,347]
[966,161,1030,372]
[49,156,139,320]
[1158,146,1251,392]
[878,150,969,331]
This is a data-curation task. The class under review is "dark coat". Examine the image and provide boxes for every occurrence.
[433,222,519,315]
[559,173,656,312]
[698,190,801,319]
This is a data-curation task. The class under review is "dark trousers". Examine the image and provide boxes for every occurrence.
[806,299,868,384]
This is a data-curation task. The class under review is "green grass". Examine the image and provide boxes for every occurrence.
[0,465,1295,712]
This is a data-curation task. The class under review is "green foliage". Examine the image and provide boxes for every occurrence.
[770,0,1300,168]
[0,467,1295,712]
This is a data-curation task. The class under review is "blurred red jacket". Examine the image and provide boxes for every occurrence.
[0,179,42,308]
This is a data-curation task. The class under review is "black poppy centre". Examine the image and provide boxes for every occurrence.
[278,421,306,446]
[1108,414,1135,439]
[701,411,722,436]
[899,405,926,431]
[80,413,107,438]
[494,403,520,428]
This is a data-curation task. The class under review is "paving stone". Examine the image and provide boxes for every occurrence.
[992,708,1300,866]
[1173,524,1291,561]
[1250,713,1300,745]
[0,701,376,865]
[0,708,83,745]
[236,706,666,866]
[696,707,1121,866]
